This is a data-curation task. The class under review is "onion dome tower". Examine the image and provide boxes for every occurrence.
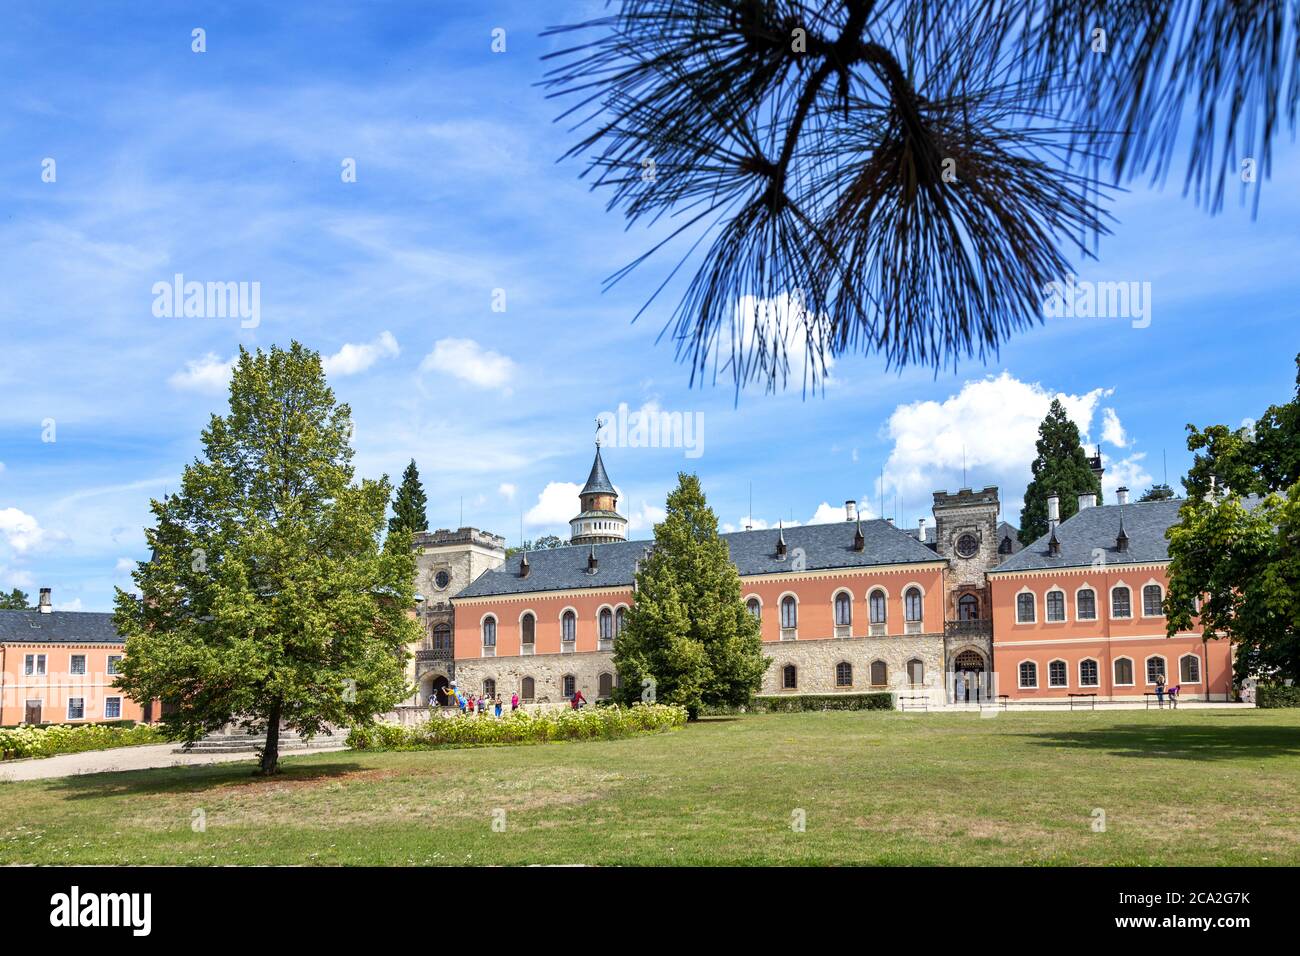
[569,439,628,546]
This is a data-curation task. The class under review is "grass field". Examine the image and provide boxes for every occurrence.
[1,709,1297,865]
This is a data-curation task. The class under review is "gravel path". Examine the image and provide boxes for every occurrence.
[0,741,348,782]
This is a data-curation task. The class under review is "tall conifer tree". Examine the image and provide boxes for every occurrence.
[389,459,429,537]
[1019,399,1102,544]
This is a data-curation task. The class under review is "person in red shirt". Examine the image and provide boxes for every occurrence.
[571,690,586,710]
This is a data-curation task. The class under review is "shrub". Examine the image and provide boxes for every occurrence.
[1256,684,1300,708]
[752,693,894,713]
[347,703,687,751]
[0,722,168,760]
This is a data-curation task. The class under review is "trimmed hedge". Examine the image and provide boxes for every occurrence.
[752,693,895,712]
[1256,684,1300,708]
[0,722,168,760]
[347,702,687,751]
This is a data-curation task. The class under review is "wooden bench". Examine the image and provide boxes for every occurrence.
[899,695,929,712]
[998,694,1010,710]
[1068,692,1097,710]
[1144,691,1171,709]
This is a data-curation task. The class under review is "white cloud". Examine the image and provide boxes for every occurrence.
[114,557,136,575]
[524,482,580,527]
[626,500,667,532]
[882,373,1126,518]
[808,502,848,525]
[1102,452,1154,500]
[168,353,236,393]
[498,482,516,501]
[729,292,834,389]
[419,338,515,390]
[0,507,52,553]
[322,331,399,377]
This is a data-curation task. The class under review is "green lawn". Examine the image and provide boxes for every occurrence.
[2,709,1297,865]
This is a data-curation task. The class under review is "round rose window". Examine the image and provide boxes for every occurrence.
[956,533,979,558]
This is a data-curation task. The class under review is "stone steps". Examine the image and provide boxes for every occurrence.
[174,729,349,754]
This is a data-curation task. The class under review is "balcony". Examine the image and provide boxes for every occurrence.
[944,619,993,641]
[416,648,454,663]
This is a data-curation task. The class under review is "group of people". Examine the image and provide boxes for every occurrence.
[1154,673,1182,708]
[426,682,590,713]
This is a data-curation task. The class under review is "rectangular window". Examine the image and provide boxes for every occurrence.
[1112,587,1132,618]
[1016,593,1035,623]
[70,654,87,675]
[68,697,85,720]
[1018,661,1037,688]
[1143,585,1163,616]
[1146,657,1166,684]
[104,697,122,719]
[1079,659,1099,687]
[1114,658,1134,686]
[107,655,123,676]
[1046,591,1065,622]
[1048,660,1068,687]
[24,654,46,676]
[1076,589,1096,620]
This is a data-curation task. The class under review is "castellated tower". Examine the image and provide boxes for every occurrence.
[569,442,628,546]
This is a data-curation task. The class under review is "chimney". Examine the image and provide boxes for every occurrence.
[845,500,857,522]
[1078,493,1096,511]
[885,517,894,526]
[917,516,927,542]
[1046,493,1060,532]
[852,519,865,552]
[38,588,52,613]
[1116,486,1129,506]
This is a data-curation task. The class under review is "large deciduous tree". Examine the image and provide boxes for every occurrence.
[114,343,418,774]
[614,473,767,716]
[1019,398,1101,544]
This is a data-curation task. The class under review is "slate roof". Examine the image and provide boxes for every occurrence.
[580,446,616,496]
[457,519,944,599]
[996,521,1023,555]
[990,498,1262,573]
[0,611,123,644]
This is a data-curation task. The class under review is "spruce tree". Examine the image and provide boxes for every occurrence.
[614,473,768,717]
[113,343,418,774]
[0,588,31,610]
[388,459,429,537]
[1019,398,1103,544]
[1138,483,1175,502]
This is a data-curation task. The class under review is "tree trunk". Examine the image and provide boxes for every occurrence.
[260,699,282,775]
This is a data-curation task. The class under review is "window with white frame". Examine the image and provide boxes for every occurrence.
[1146,656,1166,684]
[68,697,85,720]
[107,654,123,675]
[1076,588,1097,620]
[615,607,627,634]
[868,590,886,624]
[780,596,797,629]
[1112,586,1132,618]
[1045,590,1065,622]
[1180,654,1201,683]
[561,610,576,643]
[105,697,122,719]
[834,592,851,627]
[1114,657,1134,686]
[481,617,497,647]
[1079,659,1099,687]
[1143,584,1164,616]
[746,597,761,620]
[520,613,535,645]
[1019,661,1038,688]
[1048,660,1068,687]
[24,654,46,676]
[599,608,614,641]
[69,654,87,675]
[1016,592,1036,623]
[904,587,923,623]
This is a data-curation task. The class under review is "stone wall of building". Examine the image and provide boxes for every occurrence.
[454,650,617,703]
[759,633,945,698]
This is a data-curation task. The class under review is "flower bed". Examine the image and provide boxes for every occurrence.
[347,703,687,750]
[0,722,169,760]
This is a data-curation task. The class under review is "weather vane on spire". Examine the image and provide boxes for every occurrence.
[594,415,602,447]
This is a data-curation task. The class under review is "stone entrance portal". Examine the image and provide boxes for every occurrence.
[951,649,987,702]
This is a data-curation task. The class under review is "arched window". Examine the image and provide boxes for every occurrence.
[1146,656,1166,684]
[483,678,496,698]
[780,596,797,629]
[782,664,797,690]
[835,661,852,687]
[1113,658,1134,686]
[904,587,923,623]
[1019,661,1038,688]
[834,592,851,626]
[432,623,451,650]
[521,676,535,700]
[598,672,614,698]
[1045,590,1066,622]
[906,659,924,685]
[868,590,887,624]
[561,610,576,643]
[1180,654,1201,683]
[520,613,535,646]
[1079,659,1099,687]
[1143,584,1164,616]
[1048,660,1067,687]
[615,607,627,634]
[870,660,888,686]
[599,608,614,640]
[746,597,761,620]
[958,594,979,621]
[1112,586,1132,618]
[481,617,497,646]
[1076,588,1097,621]
[562,674,576,698]
[1016,592,1036,623]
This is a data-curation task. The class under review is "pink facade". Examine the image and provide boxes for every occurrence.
[989,564,1231,700]
[0,642,149,725]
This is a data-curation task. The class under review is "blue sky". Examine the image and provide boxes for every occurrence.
[1,1,1296,612]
